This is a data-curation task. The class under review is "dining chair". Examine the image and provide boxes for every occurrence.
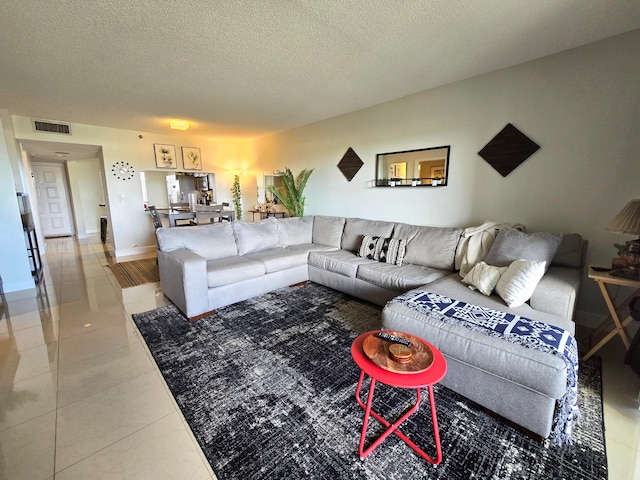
[147,205,163,229]
[147,205,162,263]
[191,204,223,225]
[169,202,193,226]
[220,202,233,222]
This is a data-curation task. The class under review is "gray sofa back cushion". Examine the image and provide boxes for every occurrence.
[233,217,279,255]
[341,217,396,252]
[156,223,238,260]
[277,216,313,246]
[551,233,584,268]
[393,223,462,270]
[312,216,345,247]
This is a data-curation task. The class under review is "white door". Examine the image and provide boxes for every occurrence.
[32,162,74,237]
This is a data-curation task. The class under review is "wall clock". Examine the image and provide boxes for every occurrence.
[111,161,135,180]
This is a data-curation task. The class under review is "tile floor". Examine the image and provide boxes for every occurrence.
[0,234,638,479]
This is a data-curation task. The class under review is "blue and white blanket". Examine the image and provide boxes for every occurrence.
[390,290,580,445]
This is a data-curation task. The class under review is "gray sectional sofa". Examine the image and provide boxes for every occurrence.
[155,215,585,440]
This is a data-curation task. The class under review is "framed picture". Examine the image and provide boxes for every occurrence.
[388,162,407,179]
[181,146,202,171]
[154,144,177,169]
[430,166,445,179]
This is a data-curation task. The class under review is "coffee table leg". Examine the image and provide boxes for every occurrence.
[420,385,442,464]
[355,372,442,464]
[357,374,377,457]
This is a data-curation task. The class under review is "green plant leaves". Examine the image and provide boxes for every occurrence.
[267,167,313,217]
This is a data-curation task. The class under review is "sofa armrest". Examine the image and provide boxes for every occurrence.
[529,266,581,319]
[158,249,209,319]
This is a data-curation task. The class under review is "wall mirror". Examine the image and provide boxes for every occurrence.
[375,145,450,187]
[140,171,216,209]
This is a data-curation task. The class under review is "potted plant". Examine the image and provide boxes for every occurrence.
[231,174,243,221]
[267,167,313,217]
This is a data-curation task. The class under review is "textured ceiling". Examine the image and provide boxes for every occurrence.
[2,1,640,140]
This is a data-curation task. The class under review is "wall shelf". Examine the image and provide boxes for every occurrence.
[372,178,447,187]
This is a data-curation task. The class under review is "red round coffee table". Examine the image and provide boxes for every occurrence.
[351,330,447,464]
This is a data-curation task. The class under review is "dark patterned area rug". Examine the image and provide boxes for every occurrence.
[132,283,607,480]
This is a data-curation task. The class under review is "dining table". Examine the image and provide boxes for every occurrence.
[157,208,235,227]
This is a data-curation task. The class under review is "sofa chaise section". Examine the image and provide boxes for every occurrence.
[381,233,586,439]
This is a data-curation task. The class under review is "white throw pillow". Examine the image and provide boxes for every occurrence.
[495,259,546,307]
[462,261,507,296]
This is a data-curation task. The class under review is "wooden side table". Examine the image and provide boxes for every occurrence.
[351,331,447,464]
[248,210,286,221]
[582,266,640,360]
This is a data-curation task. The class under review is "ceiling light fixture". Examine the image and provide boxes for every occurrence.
[170,120,189,130]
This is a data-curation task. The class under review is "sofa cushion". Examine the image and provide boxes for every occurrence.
[358,235,406,266]
[551,233,584,268]
[495,260,546,307]
[393,223,462,270]
[277,216,313,246]
[244,247,309,273]
[356,262,450,291]
[341,217,395,252]
[206,256,266,288]
[284,243,337,254]
[529,266,581,318]
[484,229,562,270]
[156,223,238,260]
[462,261,508,296]
[312,216,345,247]
[233,218,279,255]
[308,250,372,278]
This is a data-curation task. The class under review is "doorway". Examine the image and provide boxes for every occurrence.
[31,162,74,237]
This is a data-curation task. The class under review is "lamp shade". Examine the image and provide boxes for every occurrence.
[606,199,640,235]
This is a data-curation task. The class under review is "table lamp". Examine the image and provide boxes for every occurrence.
[606,199,640,279]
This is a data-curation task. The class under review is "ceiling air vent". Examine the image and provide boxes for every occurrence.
[32,119,72,135]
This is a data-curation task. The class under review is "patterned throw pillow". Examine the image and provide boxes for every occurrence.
[358,235,379,260]
[358,236,406,266]
[378,237,406,266]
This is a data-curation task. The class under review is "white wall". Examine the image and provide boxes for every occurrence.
[9,122,259,257]
[254,30,640,321]
[0,111,35,292]
[67,157,104,236]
